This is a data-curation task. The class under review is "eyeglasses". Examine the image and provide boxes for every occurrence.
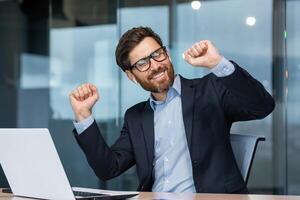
[130,46,168,72]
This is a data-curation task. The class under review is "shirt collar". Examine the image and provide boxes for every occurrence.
[149,75,181,111]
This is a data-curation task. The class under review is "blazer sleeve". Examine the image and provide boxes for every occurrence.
[73,112,135,181]
[210,61,275,122]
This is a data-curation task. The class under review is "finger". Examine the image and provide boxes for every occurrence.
[182,51,188,60]
[69,92,77,101]
[89,84,99,100]
[85,83,93,97]
[203,40,221,57]
[203,40,211,46]
[183,51,195,65]
[190,45,200,57]
[85,83,92,97]
[77,87,85,101]
[72,90,80,101]
[187,48,196,58]
[89,84,97,93]
[192,44,204,57]
[199,41,208,51]
[81,84,90,99]
[86,85,93,97]
[194,43,202,54]
[203,40,213,51]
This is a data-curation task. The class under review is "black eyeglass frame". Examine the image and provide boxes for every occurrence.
[130,46,168,72]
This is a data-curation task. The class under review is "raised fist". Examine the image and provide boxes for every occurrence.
[69,83,99,122]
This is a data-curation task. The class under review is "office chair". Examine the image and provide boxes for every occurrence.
[230,134,265,184]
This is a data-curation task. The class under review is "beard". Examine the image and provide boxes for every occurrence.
[135,62,175,93]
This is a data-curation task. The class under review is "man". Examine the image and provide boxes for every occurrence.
[69,27,274,194]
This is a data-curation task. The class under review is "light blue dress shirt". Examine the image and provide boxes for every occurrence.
[149,74,196,192]
[73,57,235,192]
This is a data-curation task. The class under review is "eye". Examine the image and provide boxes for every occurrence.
[151,51,161,58]
[136,59,148,67]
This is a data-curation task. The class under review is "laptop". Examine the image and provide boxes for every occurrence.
[0,128,138,200]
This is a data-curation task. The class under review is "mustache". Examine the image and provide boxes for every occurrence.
[148,65,167,80]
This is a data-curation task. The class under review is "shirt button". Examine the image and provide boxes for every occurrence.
[165,179,169,184]
[164,157,169,162]
[167,120,172,124]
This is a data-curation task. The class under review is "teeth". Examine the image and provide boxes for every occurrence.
[152,71,165,79]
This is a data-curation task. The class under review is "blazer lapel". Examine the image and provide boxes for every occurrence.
[142,101,155,173]
[180,76,195,149]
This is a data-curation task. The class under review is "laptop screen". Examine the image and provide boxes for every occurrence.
[0,129,139,200]
[0,128,75,200]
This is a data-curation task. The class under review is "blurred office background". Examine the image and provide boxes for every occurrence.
[0,0,299,195]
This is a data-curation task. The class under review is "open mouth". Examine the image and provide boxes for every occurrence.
[150,69,167,81]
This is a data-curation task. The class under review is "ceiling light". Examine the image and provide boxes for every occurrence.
[191,1,201,10]
[246,17,256,26]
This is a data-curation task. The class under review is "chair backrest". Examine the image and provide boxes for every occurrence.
[230,134,265,184]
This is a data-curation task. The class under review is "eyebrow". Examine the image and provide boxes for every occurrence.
[135,47,162,63]
[130,46,164,69]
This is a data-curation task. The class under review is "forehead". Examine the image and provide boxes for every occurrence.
[129,37,162,64]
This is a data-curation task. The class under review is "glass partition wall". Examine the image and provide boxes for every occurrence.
[286,0,300,194]
[0,0,299,195]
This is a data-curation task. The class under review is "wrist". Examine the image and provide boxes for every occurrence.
[207,55,223,69]
[75,109,92,122]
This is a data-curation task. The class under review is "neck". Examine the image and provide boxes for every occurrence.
[151,91,168,101]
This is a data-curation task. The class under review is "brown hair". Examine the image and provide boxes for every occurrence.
[115,26,163,71]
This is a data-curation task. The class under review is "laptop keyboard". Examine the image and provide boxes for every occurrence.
[73,190,108,197]
[2,188,137,199]
[73,190,138,200]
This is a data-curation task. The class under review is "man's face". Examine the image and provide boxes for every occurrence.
[127,37,175,94]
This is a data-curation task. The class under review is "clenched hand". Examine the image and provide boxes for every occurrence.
[69,83,99,122]
[183,40,222,69]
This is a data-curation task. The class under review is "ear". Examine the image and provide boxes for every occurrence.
[125,70,137,83]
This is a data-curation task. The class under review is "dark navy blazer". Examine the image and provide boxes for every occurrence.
[74,62,275,194]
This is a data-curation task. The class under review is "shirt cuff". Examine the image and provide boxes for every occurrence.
[73,115,95,134]
[210,57,235,77]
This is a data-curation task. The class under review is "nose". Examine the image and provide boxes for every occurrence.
[149,58,161,71]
